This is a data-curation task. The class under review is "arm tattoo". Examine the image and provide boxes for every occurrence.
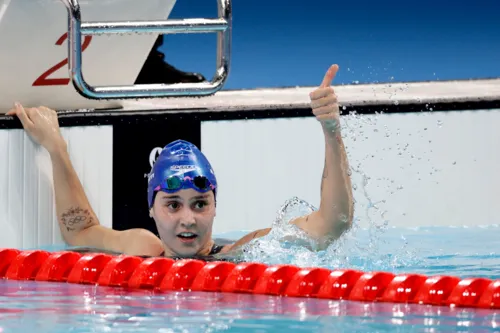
[61,207,94,232]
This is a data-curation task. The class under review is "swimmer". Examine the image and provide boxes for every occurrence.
[7,64,353,257]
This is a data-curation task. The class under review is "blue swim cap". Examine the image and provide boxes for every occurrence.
[147,140,217,208]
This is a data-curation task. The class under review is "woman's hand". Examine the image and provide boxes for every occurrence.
[7,103,66,154]
[309,64,340,137]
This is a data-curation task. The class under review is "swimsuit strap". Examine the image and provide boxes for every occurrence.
[209,243,224,255]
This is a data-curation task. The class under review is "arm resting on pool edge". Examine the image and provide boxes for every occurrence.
[49,143,165,256]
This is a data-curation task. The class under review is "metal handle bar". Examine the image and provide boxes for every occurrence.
[61,0,231,100]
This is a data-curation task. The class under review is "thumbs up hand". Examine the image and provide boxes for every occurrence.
[309,65,340,136]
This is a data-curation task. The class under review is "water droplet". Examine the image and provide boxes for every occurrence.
[437,120,443,128]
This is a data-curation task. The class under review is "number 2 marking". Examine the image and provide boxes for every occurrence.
[32,33,93,86]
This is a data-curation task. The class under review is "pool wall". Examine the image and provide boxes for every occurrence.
[1,79,499,248]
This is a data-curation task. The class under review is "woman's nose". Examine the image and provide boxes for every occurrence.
[179,209,196,228]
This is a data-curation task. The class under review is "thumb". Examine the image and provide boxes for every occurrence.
[320,64,339,88]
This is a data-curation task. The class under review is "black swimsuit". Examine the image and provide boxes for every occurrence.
[209,243,224,255]
[158,243,225,257]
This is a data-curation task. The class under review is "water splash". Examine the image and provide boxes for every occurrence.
[221,194,424,273]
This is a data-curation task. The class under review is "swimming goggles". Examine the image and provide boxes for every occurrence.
[154,175,215,193]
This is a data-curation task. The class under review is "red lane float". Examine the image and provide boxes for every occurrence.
[221,262,267,293]
[67,253,113,284]
[159,259,205,291]
[0,248,498,310]
[36,251,82,282]
[285,267,331,297]
[349,271,395,302]
[414,275,461,306]
[0,249,21,278]
[98,255,144,287]
[380,274,427,303]
[5,250,50,280]
[129,257,175,289]
[191,261,236,292]
[317,269,364,299]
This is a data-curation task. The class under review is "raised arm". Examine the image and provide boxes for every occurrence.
[292,65,354,243]
[7,104,163,255]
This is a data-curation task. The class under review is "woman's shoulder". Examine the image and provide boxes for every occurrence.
[218,228,272,254]
[118,228,165,256]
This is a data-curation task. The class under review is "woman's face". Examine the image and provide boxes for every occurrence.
[151,189,216,257]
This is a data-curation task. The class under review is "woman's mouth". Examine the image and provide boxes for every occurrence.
[177,232,198,243]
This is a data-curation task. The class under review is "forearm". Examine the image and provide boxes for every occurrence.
[48,143,162,255]
[318,126,354,236]
[49,144,100,245]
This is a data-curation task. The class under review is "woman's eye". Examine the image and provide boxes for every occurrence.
[166,202,180,210]
[193,201,208,209]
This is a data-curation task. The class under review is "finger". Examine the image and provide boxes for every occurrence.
[320,64,339,88]
[309,86,335,100]
[13,103,34,129]
[310,94,337,109]
[5,108,15,116]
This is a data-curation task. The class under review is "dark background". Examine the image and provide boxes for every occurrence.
[112,116,201,235]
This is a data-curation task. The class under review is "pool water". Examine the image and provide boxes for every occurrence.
[6,225,500,332]
[0,279,497,333]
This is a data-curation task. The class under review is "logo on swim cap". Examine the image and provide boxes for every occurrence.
[170,165,198,171]
[149,147,163,168]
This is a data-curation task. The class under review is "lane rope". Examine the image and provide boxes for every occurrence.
[0,248,498,309]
